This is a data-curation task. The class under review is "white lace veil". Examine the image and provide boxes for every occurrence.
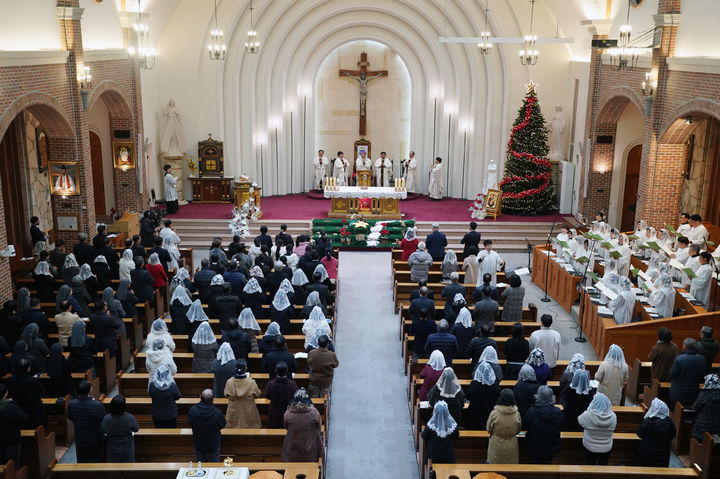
[587,393,612,414]
[151,363,175,391]
[570,369,591,394]
[604,344,626,368]
[243,278,262,294]
[78,263,93,281]
[238,308,261,331]
[251,266,264,278]
[473,361,496,385]
[644,397,669,419]
[279,279,294,294]
[444,250,458,265]
[426,400,457,438]
[565,353,586,373]
[216,342,236,365]
[210,274,225,286]
[64,253,79,269]
[171,286,193,306]
[436,367,462,398]
[264,322,281,337]
[305,291,321,308]
[518,364,537,382]
[191,321,216,345]
[186,299,209,323]
[313,264,329,282]
[272,289,291,310]
[292,269,309,286]
[427,350,446,371]
[527,348,546,367]
[34,261,53,277]
[455,307,472,328]
[479,346,498,364]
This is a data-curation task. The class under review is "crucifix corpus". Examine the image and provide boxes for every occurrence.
[339,52,388,136]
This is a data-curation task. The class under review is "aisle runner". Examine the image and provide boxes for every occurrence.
[326,252,419,479]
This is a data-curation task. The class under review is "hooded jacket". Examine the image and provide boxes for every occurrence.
[578,408,617,453]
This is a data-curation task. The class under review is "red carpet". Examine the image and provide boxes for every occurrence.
[167,194,568,222]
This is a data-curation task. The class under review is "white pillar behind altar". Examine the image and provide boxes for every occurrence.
[314,41,411,190]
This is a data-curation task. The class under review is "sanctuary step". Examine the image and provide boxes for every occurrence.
[171,218,556,253]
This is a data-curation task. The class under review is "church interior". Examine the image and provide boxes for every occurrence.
[1,0,720,478]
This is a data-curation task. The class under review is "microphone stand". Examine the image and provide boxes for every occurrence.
[541,209,560,303]
[575,236,599,343]
[702,237,720,311]
[526,237,533,273]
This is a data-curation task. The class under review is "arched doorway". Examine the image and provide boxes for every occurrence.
[89,131,106,216]
[620,144,642,232]
[0,117,30,256]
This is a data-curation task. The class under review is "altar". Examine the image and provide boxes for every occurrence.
[324,186,405,219]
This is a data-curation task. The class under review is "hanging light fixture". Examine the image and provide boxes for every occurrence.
[519,0,539,66]
[208,0,226,60]
[128,0,156,70]
[610,0,638,70]
[477,0,493,55]
[245,0,260,54]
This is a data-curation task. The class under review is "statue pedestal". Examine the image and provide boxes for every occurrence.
[162,154,187,204]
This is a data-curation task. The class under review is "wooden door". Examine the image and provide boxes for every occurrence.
[704,121,720,225]
[0,117,30,256]
[89,131,106,216]
[620,144,642,232]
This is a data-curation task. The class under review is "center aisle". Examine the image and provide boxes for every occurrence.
[326,251,419,479]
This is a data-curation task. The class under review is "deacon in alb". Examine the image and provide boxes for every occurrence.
[428,157,443,200]
[476,239,504,286]
[402,151,417,191]
[163,164,179,214]
[313,149,328,190]
[333,151,349,186]
[374,152,392,187]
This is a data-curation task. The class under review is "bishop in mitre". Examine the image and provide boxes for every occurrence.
[313,149,328,189]
[402,151,417,191]
[333,151,349,186]
[374,152,392,187]
[476,239,504,286]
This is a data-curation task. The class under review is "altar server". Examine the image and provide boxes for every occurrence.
[164,165,179,214]
[374,152,392,187]
[428,157,443,200]
[476,240,504,286]
[313,150,328,190]
[690,252,713,308]
[333,151,349,186]
[402,151,418,192]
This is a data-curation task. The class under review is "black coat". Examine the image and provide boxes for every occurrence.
[291,286,307,306]
[193,269,216,304]
[47,356,75,397]
[466,337,498,371]
[73,243,96,266]
[5,373,46,428]
[465,381,500,430]
[69,337,97,373]
[265,377,298,428]
[211,360,238,398]
[461,231,481,256]
[450,324,474,359]
[210,295,242,331]
[691,389,720,441]
[305,282,331,307]
[22,309,51,342]
[637,416,676,466]
[561,387,594,431]
[258,335,281,355]
[102,412,139,462]
[503,337,530,379]
[91,263,112,290]
[255,234,273,251]
[149,383,182,421]
[411,318,437,357]
[0,399,28,449]
[120,292,138,320]
[242,291,265,319]
[669,351,707,407]
[188,401,226,451]
[0,311,22,346]
[513,381,539,417]
[68,396,107,448]
[409,297,435,321]
[262,349,297,378]
[170,300,191,334]
[421,427,458,464]
[221,329,252,360]
[130,268,156,304]
[523,402,564,459]
[270,306,294,335]
[89,312,120,357]
[34,275,58,302]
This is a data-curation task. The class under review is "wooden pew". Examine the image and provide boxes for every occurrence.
[0,461,27,479]
[429,463,701,479]
[118,372,312,397]
[40,395,74,446]
[170,335,309,353]
[402,334,510,368]
[2,371,99,400]
[20,426,55,479]
[393,282,509,311]
[103,397,327,428]
[627,358,720,405]
[407,359,601,383]
[690,432,720,479]
[134,352,308,375]
[157,318,333,337]
[392,248,465,262]
[50,462,321,479]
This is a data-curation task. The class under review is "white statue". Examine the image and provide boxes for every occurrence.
[482,159,498,195]
[548,104,567,161]
[160,99,187,157]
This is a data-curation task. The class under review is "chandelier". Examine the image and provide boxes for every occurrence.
[519,0,539,66]
[208,0,226,60]
[477,0,492,55]
[128,0,156,70]
[245,0,260,54]
[609,1,638,70]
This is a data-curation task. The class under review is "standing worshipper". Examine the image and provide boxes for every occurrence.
[399,228,419,261]
[609,276,636,325]
[164,164,179,214]
[486,389,522,464]
[503,323,530,380]
[402,151,417,191]
[224,360,262,428]
[33,261,57,302]
[313,150,328,190]
[68,380,106,462]
[528,314,561,368]
[188,389,226,462]
[101,395,139,463]
[281,388,324,462]
[559,353,586,392]
[441,250,459,283]
[270,289,295,335]
[212,342,238,398]
[238,308,261,353]
[68,321,97,374]
[450,307,474,356]
[170,286,193,334]
[526,348,551,385]
[670,338,709,408]
[428,368,465,424]
[649,327,679,381]
[426,224,448,262]
[477,240,504,286]
[417,350,446,402]
[562,370,594,431]
[462,246,481,285]
[636,398,676,467]
[307,335,339,398]
[428,157,443,200]
[144,339,177,382]
[461,222,481,256]
[595,344,629,406]
[149,363,181,428]
[421,401,459,464]
[118,249,134,282]
[690,252,713,308]
[191,322,218,373]
[501,274,525,323]
[0,383,28,468]
[47,343,74,397]
[649,273,676,318]
[513,365,540,417]
[465,361,500,430]
[333,152,349,186]
[265,362,298,428]
[578,393,617,465]
[523,386,564,464]
[159,220,182,271]
[691,374,720,441]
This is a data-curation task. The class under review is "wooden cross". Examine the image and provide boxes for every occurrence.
[339,52,388,136]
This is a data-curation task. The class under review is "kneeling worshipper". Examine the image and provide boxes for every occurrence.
[422,400,459,465]
[608,276,637,325]
[649,273,676,318]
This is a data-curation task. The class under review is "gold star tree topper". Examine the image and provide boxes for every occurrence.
[526,80,538,94]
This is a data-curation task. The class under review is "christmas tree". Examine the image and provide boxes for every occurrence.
[499,81,556,215]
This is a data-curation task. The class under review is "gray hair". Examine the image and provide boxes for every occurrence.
[701,326,714,337]
[450,272,459,282]
[78,232,88,241]
[438,319,449,332]
[684,337,697,351]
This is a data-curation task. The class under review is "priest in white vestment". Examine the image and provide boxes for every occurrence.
[54,166,76,193]
[690,252,713,308]
[402,151,417,192]
[610,277,636,325]
[333,152,349,186]
[649,273,676,318]
[428,157,443,200]
[374,152,392,187]
[355,151,372,172]
[164,164,179,214]
[313,149,328,189]
[476,240,504,286]
[159,221,181,271]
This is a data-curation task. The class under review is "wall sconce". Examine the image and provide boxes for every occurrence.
[641,72,656,96]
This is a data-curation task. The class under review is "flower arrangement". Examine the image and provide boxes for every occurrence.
[229,194,261,239]
[469,193,487,220]
[187,156,198,177]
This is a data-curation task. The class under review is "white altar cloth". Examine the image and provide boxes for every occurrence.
[323,186,407,199]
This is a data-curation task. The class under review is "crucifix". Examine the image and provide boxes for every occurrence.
[339,52,388,136]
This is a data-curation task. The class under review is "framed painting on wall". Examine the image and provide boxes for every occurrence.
[56,215,79,232]
[49,161,80,196]
[35,128,48,172]
[113,140,135,170]
[485,188,502,221]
